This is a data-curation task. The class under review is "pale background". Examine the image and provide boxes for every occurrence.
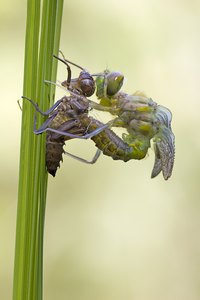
[1,0,200,299]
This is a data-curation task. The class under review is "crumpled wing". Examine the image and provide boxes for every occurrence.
[151,126,175,180]
[151,142,162,178]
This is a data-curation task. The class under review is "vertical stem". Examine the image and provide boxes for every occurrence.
[13,1,64,300]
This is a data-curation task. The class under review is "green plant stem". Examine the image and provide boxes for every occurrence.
[13,1,64,299]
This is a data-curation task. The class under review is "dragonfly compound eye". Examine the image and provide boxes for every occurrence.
[106,71,124,96]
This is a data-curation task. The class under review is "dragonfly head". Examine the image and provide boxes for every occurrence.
[96,71,124,98]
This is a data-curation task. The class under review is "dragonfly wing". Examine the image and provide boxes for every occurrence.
[152,127,175,180]
[151,143,162,178]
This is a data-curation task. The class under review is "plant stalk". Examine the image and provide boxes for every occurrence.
[13,1,64,299]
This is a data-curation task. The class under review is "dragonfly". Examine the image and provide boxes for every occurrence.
[89,69,175,180]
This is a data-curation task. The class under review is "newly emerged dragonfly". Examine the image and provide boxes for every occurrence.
[90,70,175,180]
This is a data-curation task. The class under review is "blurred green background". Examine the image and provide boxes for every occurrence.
[1,0,200,299]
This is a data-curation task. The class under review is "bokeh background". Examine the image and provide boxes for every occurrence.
[1,0,200,299]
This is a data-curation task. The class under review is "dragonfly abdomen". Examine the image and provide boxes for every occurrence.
[82,116,146,162]
[46,134,65,177]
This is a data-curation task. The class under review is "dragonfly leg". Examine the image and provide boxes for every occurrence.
[64,148,101,164]
[33,113,57,134]
[33,118,114,139]
[82,119,114,139]
[17,99,22,111]
[22,96,63,116]
[48,119,84,140]
[89,100,116,113]
[33,123,107,139]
